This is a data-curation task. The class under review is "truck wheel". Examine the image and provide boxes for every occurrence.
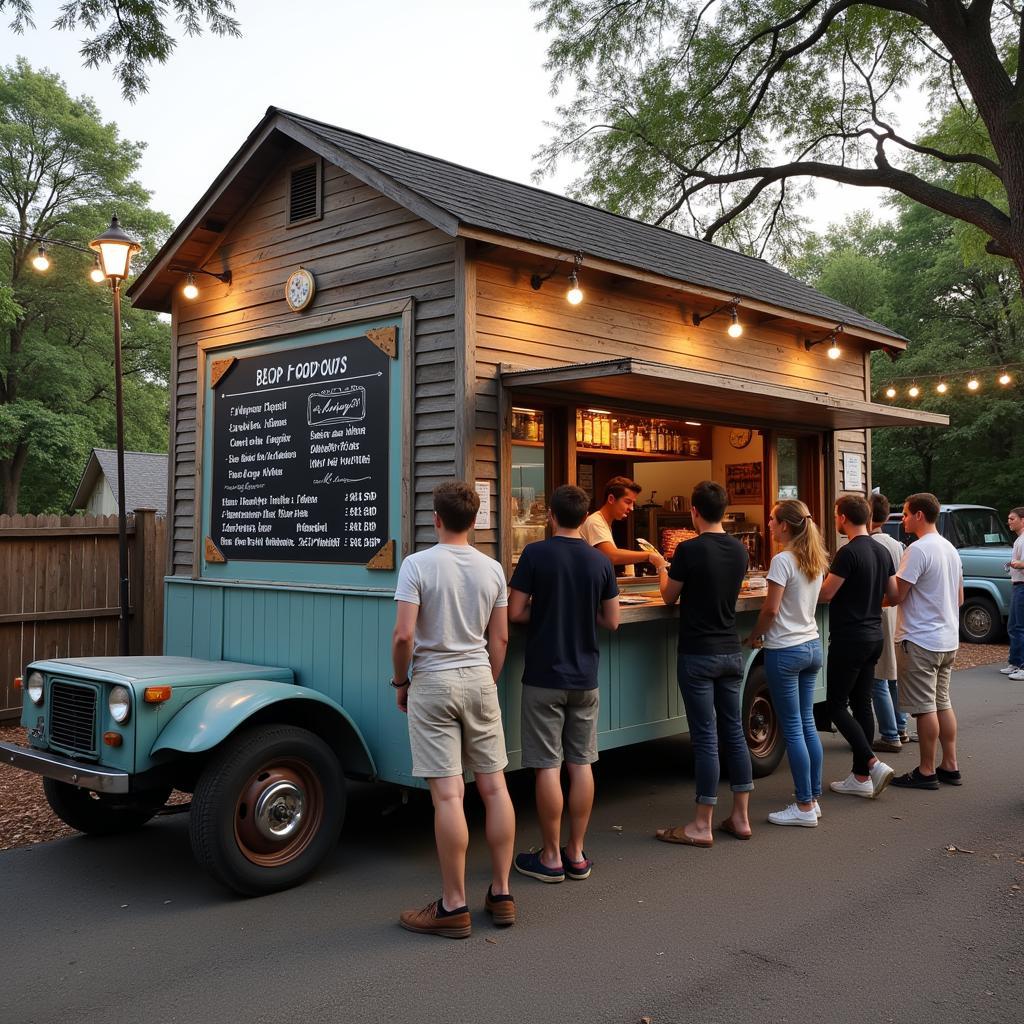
[960,595,1002,644]
[189,725,345,897]
[742,666,785,778]
[42,778,171,835]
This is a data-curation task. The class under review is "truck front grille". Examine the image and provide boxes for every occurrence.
[49,681,98,757]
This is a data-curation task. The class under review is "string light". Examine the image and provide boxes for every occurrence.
[967,378,980,391]
[877,363,1022,400]
[935,382,947,394]
[908,384,920,398]
[885,386,896,399]
[999,371,1011,385]
[90,257,105,283]
[31,244,50,272]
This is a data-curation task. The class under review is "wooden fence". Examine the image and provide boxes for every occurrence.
[0,509,166,719]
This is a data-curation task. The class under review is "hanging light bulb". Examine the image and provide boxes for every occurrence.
[885,386,896,399]
[90,257,106,283]
[998,371,1012,386]
[936,381,948,394]
[967,377,979,391]
[182,273,200,300]
[31,244,50,272]
[908,384,920,398]
[566,271,583,306]
[727,307,743,338]
[826,341,841,360]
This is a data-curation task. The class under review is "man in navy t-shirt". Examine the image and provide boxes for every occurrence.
[508,485,620,882]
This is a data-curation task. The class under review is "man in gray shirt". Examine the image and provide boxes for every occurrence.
[391,481,516,938]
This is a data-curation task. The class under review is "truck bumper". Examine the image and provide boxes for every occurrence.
[0,742,130,794]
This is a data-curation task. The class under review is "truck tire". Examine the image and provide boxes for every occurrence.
[959,595,1002,644]
[43,778,171,835]
[741,665,785,778]
[189,724,345,897]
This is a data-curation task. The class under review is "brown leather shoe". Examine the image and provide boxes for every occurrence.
[399,899,472,939]
[484,887,516,927]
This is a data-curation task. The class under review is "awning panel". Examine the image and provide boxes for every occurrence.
[501,358,947,431]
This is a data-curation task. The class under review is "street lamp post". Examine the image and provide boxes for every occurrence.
[90,216,141,657]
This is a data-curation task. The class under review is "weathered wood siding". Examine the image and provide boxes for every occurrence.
[472,252,871,557]
[167,144,458,574]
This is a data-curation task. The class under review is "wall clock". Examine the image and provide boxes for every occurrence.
[729,427,753,449]
[285,267,316,312]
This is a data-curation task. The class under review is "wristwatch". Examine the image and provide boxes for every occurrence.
[389,677,410,688]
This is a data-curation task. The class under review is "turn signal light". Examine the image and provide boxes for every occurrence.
[13,676,22,690]
[103,732,123,747]
[144,685,173,703]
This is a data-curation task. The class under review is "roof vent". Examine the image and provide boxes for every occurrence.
[288,161,321,225]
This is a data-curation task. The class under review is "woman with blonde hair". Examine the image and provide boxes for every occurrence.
[746,499,830,827]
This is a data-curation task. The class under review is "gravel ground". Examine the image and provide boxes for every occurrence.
[0,641,1012,852]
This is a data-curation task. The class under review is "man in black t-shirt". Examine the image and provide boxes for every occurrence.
[819,494,900,799]
[508,485,620,883]
[655,480,752,848]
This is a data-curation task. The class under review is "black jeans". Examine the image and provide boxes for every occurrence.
[826,636,884,776]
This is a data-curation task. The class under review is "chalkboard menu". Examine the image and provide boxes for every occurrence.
[209,333,391,564]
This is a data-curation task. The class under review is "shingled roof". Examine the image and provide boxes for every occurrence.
[71,449,168,516]
[277,109,903,342]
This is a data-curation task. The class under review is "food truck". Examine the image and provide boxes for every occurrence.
[1,108,947,895]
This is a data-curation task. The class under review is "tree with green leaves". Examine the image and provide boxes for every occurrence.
[789,201,1024,507]
[1,0,241,100]
[0,59,173,514]
[534,1,1024,278]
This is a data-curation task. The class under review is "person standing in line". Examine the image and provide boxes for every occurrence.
[580,476,668,573]
[818,494,899,799]
[392,481,516,938]
[889,493,964,790]
[869,493,909,751]
[507,485,620,883]
[746,500,830,828]
[655,481,752,847]
[1001,507,1024,680]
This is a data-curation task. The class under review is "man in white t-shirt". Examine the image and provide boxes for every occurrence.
[1002,506,1024,679]
[889,492,964,791]
[580,476,667,573]
[391,481,516,938]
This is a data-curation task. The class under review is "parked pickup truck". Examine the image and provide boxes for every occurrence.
[883,504,1014,643]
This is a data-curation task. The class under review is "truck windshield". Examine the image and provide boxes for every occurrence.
[951,508,1012,547]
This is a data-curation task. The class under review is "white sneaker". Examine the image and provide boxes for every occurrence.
[830,774,874,798]
[813,800,822,819]
[869,760,895,797]
[768,803,818,827]
[999,663,1020,674]
[1009,668,1024,680]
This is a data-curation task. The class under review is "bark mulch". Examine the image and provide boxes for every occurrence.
[0,642,1011,852]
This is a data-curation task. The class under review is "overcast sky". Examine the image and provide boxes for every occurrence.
[5,0,895,238]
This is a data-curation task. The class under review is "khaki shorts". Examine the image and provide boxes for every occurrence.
[407,666,508,778]
[895,640,956,715]
[521,685,600,768]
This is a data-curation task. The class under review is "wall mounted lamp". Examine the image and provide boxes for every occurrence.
[692,297,743,337]
[170,265,232,299]
[530,251,585,306]
[804,323,844,360]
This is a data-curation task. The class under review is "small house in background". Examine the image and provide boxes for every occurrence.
[71,449,168,516]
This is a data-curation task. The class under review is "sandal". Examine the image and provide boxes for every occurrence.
[718,819,752,840]
[655,825,713,848]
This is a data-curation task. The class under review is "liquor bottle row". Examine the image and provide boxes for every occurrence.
[511,408,545,442]
[575,410,702,457]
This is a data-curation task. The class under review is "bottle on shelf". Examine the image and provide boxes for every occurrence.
[583,411,593,446]
[575,408,583,443]
[600,414,611,448]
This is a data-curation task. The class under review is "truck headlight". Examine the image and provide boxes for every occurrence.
[27,671,44,705]
[108,685,131,724]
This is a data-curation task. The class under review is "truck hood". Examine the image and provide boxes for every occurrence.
[26,656,294,687]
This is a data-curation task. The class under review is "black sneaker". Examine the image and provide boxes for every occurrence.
[936,767,963,786]
[891,768,940,790]
[561,847,593,880]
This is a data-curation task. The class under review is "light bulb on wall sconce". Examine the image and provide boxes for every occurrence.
[566,271,583,305]
[692,296,743,335]
[182,273,200,300]
[32,244,50,272]
[170,264,231,300]
[936,381,948,394]
[727,308,743,337]
[805,323,843,358]
[885,386,896,398]
[967,378,980,391]
[827,342,841,360]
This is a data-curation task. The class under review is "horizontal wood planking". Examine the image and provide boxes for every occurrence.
[0,513,166,719]
[168,149,458,572]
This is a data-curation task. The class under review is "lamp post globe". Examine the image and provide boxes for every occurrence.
[90,216,142,656]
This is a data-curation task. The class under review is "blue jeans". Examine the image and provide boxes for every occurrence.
[678,652,753,806]
[872,678,907,741]
[1009,585,1024,667]
[764,640,823,805]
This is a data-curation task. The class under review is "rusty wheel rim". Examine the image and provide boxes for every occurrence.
[233,759,324,867]
[746,691,778,759]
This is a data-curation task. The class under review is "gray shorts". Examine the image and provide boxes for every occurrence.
[520,685,600,768]
[895,640,956,715]
[407,666,509,778]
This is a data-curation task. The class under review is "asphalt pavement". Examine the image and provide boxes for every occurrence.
[5,664,1023,1024]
